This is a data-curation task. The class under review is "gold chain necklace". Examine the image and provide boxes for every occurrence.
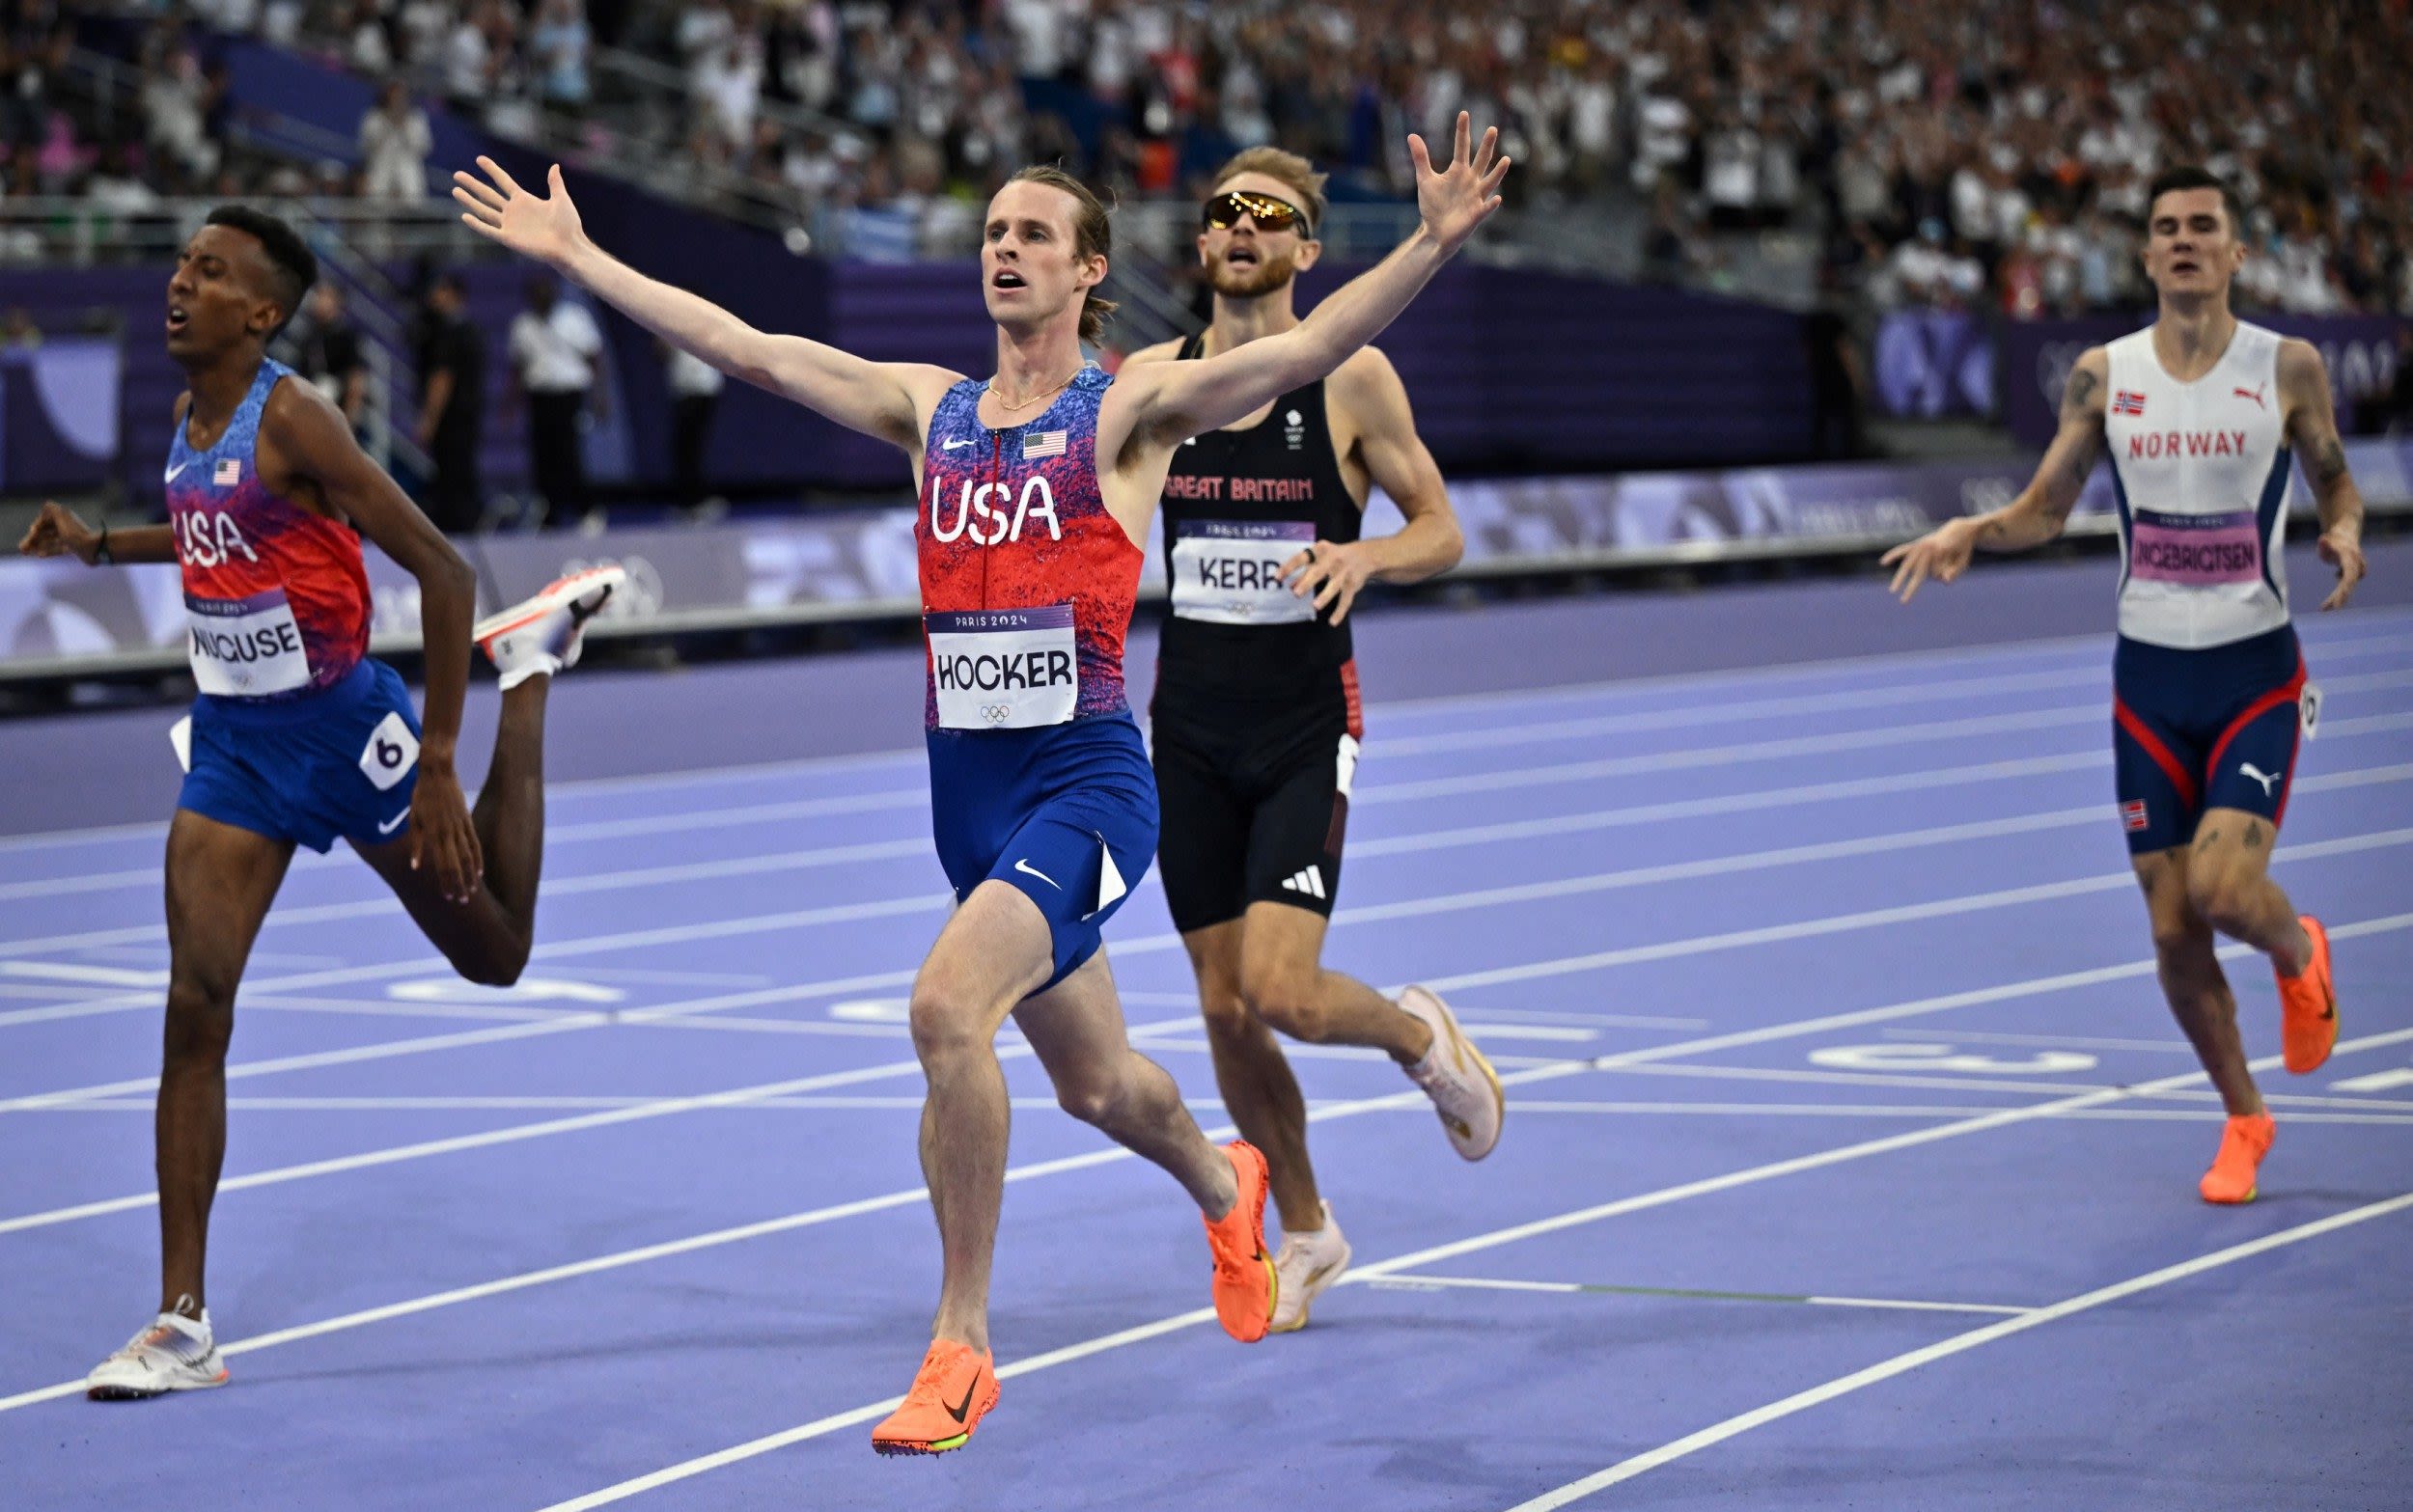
[986,367,1080,415]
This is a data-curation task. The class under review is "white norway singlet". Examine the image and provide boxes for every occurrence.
[2101,320,2292,649]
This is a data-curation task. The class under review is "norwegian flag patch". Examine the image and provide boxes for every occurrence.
[2112,390,2147,417]
[2121,799,2150,832]
[213,457,241,485]
[1022,429,1068,460]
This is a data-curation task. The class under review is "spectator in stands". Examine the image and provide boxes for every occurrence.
[416,272,485,534]
[286,282,370,441]
[529,0,592,115]
[506,272,606,531]
[662,339,724,520]
[359,78,431,202]
[2,306,40,353]
[140,42,216,186]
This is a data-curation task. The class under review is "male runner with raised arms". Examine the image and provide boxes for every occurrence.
[457,113,1511,1454]
[1123,148,1501,1333]
[16,206,621,1400]
[1883,166,2368,1205]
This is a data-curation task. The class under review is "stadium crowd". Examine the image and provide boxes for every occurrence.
[8,0,2413,322]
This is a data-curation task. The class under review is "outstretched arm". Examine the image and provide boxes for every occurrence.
[1882,346,2109,602]
[262,380,485,901]
[17,503,175,564]
[1279,348,1462,624]
[1113,115,1510,452]
[2278,338,2368,611]
[454,158,953,453]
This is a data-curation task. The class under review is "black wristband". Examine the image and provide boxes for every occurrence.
[93,524,112,565]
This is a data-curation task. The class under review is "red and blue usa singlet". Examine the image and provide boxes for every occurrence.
[168,358,372,701]
[916,365,1143,731]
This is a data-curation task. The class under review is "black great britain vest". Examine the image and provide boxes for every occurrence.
[1155,333,1364,701]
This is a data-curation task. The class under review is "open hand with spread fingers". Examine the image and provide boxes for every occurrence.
[1880,517,1980,603]
[1409,112,1512,256]
[453,156,589,270]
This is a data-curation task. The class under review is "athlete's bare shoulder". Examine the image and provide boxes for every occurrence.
[1325,344,1410,428]
[2061,345,2111,421]
[2274,336,2330,392]
[1117,337,1188,370]
[1328,344,1401,395]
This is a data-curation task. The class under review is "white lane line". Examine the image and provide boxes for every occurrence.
[1487,1100,2413,1125]
[34,1094,2413,1124]
[1374,638,2413,757]
[10,921,2407,1426]
[1419,827,2413,994]
[7,806,2405,1138]
[0,1065,1537,1416]
[523,1022,2413,1511]
[1875,1027,2197,1054]
[0,962,168,987]
[7,708,2408,983]
[1596,1059,2413,1112]
[0,1018,602,1114]
[0,1015,1188,1237]
[1359,614,2413,728]
[1498,1193,2413,1512]
[1363,1273,2038,1317]
[1361,687,2413,807]
[5,613,2405,860]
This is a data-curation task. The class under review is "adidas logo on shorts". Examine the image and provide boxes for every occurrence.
[1281,866,1327,900]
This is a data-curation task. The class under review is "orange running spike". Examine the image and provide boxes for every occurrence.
[871,1340,998,1457]
[2276,916,2339,1075]
[1203,1141,1277,1342]
[2199,1113,2276,1205]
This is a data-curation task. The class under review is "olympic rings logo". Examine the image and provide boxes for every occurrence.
[981,704,1012,725]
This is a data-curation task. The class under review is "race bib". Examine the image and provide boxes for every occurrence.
[2128,509,2261,586]
[1169,520,1317,625]
[927,605,1078,729]
[2299,680,2322,740]
[358,711,420,791]
[186,589,311,697]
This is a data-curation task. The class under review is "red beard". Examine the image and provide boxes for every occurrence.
[1208,249,1298,298]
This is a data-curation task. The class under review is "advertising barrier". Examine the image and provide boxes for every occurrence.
[7,439,2407,681]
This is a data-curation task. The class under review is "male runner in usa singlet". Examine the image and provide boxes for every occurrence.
[1883,166,2369,1205]
[458,113,1512,1453]
[17,206,621,1400]
[1123,148,1500,1333]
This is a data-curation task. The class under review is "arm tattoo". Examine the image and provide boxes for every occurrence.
[2062,368,2098,417]
[2312,437,2348,486]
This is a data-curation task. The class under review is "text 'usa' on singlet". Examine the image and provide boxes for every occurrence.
[1155,333,1363,699]
[2102,320,2292,650]
[167,358,373,701]
[916,364,1144,730]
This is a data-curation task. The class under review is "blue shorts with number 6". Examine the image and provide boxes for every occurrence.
[177,657,424,853]
[2112,625,2306,856]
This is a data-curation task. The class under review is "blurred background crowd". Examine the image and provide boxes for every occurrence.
[5,0,2408,316]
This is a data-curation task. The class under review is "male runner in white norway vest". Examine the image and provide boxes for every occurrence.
[1883,166,2370,1206]
[1124,149,1502,1333]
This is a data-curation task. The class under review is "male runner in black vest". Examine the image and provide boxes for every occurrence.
[1128,149,1504,1332]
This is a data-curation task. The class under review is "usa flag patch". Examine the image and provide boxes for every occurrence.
[2121,799,2150,832]
[1022,429,1068,460]
[2112,390,2147,417]
[213,457,241,485]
